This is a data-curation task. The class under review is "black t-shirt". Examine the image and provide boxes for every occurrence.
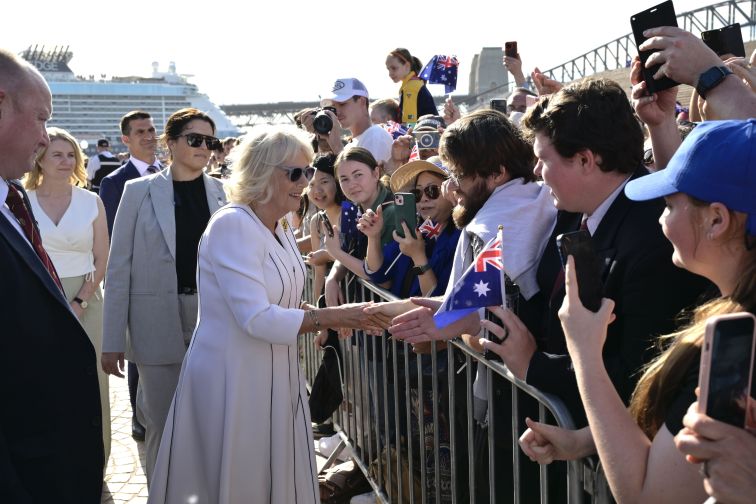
[173,176,210,291]
[664,355,700,435]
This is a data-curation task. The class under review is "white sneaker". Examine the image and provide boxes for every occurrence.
[318,433,351,460]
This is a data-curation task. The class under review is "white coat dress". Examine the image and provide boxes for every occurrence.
[147,204,319,504]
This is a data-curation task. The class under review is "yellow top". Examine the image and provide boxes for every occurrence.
[400,72,425,124]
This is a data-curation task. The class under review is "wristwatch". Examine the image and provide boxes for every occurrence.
[412,263,432,275]
[73,297,88,309]
[696,66,733,99]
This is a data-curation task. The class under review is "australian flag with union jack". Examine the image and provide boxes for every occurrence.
[419,55,459,93]
[434,230,504,328]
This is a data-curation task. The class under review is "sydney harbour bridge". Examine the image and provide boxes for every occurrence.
[220,0,755,129]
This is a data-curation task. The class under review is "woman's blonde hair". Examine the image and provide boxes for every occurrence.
[24,127,87,190]
[630,200,756,437]
[225,125,314,205]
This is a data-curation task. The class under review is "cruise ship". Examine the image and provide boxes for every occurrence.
[20,45,239,155]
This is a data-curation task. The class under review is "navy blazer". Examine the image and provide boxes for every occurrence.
[0,181,104,503]
[523,167,712,425]
[99,161,140,235]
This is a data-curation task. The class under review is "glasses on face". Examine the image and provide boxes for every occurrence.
[411,184,441,201]
[179,133,222,151]
[448,172,467,186]
[278,165,315,182]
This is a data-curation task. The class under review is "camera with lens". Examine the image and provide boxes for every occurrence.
[312,106,337,135]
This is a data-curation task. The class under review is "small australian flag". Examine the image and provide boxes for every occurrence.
[419,55,460,93]
[434,229,504,328]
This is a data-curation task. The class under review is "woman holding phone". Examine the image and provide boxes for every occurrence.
[306,153,345,298]
[386,48,437,125]
[323,147,398,306]
[512,120,755,503]
[359,157,459,298]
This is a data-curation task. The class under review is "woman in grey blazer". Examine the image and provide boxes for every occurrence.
[101,108,227,483]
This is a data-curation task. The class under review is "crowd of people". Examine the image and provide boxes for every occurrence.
[1,27,755,504]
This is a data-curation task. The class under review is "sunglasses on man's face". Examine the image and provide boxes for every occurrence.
[179,133,222,151]
[411,184,442,201]
[278,165,316,182]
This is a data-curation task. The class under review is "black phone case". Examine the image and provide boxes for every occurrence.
[701,23,745,58]
[630,0,679,94]
[556,230,604,312]
[490,99,508,115]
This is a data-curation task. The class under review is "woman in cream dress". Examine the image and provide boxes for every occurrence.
[24,127,111,463]
[148,126,369,503]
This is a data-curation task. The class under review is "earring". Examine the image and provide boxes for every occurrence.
[707,232,714,240]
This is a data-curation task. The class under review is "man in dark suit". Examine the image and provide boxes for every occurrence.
[99,110,160,234]
[99,110,159,441]
[0,48,103,503]
[483,78,710,423]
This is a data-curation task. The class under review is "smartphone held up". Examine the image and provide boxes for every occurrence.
[393,192,418,239]
[556,229,605,312]
[698,312,756,429]
[630,0,680,94]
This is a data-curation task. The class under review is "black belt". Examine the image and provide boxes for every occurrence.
[178,287,197,295]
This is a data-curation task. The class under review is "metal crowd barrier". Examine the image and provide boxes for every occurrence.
[301,269,613,504]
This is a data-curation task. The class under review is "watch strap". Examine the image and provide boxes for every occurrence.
[696,66,733,99]
[412,263,432,275]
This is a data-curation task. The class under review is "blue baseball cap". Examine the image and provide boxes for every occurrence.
[625,119,756,235]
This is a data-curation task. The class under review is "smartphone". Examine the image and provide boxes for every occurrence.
[556,229,604,312]
[413,130,441,150]
[701,23,746,58]
[319,210,334,238]
[698,312,756,428]
[630,0,679,94]
[504,41,518,59]
[490,99,508,115]
[393,192,417,239]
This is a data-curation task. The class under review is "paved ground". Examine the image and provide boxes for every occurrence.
[101,375,148,503]
[100,375,342,502]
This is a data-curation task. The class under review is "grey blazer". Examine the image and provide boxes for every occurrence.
[102,167,227,364]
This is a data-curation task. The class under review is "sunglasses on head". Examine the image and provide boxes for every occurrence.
[411,184,441,201]
[179,133,222,151]
[278,165,316,182]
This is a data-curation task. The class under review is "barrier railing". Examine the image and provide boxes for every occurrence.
[301,269,613,503]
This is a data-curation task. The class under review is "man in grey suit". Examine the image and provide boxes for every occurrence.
[101,108,227,483]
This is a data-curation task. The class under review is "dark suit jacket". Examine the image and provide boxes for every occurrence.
[524,168,711,425]
[0,182,104,503]
[99,161,140,235]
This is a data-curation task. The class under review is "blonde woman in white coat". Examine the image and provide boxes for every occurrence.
[148,125,370,504]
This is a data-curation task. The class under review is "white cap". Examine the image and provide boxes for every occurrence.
[321,78,369,106]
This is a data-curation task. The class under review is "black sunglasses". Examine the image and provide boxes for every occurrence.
[179,133,222,151]
[278,165,315,182]
[411,184,441,201]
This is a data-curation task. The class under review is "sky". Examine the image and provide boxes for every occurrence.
[5,0,710,106]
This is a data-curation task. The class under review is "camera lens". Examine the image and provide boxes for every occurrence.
[418,133,434,148]
[313,109,333,135]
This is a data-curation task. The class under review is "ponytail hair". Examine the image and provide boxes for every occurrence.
[390,48,423,76]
